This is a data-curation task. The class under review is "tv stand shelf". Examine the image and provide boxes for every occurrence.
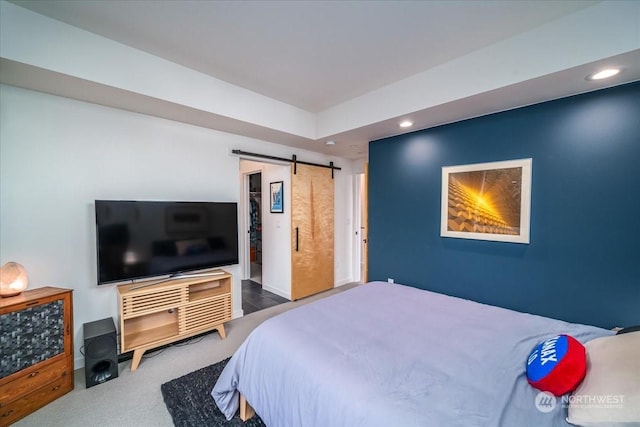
[117,271,232,371]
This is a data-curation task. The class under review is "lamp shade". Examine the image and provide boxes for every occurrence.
[0,262,29,297]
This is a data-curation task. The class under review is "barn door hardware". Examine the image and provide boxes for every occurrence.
[232,149,340,179]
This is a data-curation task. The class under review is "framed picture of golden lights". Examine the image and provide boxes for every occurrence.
[441,158,532,244]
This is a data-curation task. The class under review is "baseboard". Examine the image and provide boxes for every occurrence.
[335,278,355,287]
[261,284,290,300]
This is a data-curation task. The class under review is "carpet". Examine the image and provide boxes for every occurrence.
[161,357,266,427]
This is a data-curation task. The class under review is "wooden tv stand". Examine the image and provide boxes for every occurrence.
[117,271,232,371]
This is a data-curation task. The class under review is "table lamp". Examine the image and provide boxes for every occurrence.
[0,262,29,297]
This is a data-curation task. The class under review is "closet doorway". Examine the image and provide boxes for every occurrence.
[248,172,262,284]
[241,162,290,316]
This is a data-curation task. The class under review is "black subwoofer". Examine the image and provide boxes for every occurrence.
[83,317,118,388]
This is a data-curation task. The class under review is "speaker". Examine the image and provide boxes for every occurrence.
[83,317,118,388]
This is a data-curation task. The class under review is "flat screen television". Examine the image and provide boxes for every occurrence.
[95,200,239,285]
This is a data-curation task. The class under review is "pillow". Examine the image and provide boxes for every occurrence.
[526,334,587,396]
[567,331,640,426]
[616,325,640,335]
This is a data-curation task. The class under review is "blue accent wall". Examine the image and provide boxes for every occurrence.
[368,82,640,328]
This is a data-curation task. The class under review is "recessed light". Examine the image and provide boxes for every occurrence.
[326,140,336,145]
[399,120,413,128]
[586,68,621,81]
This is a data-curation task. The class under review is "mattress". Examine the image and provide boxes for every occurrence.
[212,281,612,426]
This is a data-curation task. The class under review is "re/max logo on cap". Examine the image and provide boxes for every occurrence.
[527,335,569,381]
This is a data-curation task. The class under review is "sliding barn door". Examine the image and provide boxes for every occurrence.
[291,164,334,300]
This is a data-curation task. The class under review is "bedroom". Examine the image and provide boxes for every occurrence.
[1,1,639,426]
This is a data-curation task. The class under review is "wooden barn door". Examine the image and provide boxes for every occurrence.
[291,164,334,300]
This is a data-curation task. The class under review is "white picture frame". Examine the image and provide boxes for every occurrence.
[441,158,532,244]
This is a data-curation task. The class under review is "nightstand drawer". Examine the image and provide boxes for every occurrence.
[0,357,70,405]
[0,372,73,426]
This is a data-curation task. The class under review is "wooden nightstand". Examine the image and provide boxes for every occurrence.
[0,287,74,426]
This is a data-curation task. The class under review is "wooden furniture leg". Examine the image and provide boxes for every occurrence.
[240,394,255,421]
[131,348,145,371]
[217,324,226,339]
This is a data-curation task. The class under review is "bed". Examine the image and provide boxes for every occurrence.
[211,281,617,426]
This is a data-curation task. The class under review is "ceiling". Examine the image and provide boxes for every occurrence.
[2,0,640,159]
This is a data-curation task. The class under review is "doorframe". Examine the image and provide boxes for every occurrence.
[241,168,262,280]
[352,173,363,283]
[362,163,368,283]
[352,172,368,283]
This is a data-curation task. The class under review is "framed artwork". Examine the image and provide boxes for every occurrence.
[441,158,532,244]
[270,181,284,213]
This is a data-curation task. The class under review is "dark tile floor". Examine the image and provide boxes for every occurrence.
[242,279,289,315]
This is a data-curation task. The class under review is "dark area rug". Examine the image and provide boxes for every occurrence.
[161,357,266,427]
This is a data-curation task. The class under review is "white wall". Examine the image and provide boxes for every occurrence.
[0,84,354,368]
[260,163,292,298]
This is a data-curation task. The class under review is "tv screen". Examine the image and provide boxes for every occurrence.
[95,200,239,285]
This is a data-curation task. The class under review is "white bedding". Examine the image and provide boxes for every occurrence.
[212,281,612,426]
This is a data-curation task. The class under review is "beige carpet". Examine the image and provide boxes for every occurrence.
[15,283,359,427]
